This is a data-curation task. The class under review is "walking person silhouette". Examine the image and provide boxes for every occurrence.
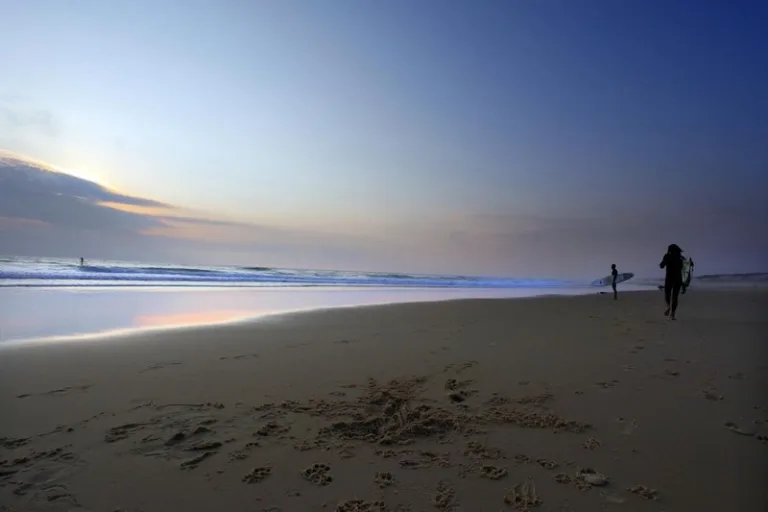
[660,244,685,320]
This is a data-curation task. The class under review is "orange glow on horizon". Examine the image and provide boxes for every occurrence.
[98,201,175,217]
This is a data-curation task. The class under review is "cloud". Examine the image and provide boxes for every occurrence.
[0,151,170,233]
[0,150,379,268]
[0,97,59,137]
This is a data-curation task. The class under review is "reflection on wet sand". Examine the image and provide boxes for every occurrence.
[136,310,258,328]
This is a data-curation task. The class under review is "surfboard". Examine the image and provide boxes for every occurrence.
[590,272,634,287]
[682,258,692,285]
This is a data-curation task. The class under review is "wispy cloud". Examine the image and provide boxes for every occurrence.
[0,96,60,137]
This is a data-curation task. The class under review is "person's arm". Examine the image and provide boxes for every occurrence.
[660,254,667,268]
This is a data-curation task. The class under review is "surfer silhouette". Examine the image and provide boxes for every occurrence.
[611,264,618,300]
[80,257,84,266]
[660,244,684,320]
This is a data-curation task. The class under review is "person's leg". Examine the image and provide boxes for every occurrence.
[612,283,617,300]
[670,282,682,319]
[664,281,672,315]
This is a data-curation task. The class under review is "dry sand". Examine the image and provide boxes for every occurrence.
[1,289,767,511]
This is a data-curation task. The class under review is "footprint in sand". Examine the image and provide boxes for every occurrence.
[576,467,609,487]
[465,440,504,460]
[139,362,181,373]
[485,393,510,406]
[0,437,29,449]
[626,485,659,500]
[186,440,223,451]
[302,463,332,486]
[536,458,558,470]
[479,465,508,480]
[433,481,456,510]
[443,361,478,374]
[219,353,260,361]
[255,420,290,437]
[179,451,215,470]
[444,378,474,391]
[702,389,724,401]
[513,453,532,464]
[374,471,395,488]
[724,422,756,436]
[242,466,272,484]
[337,500,386,512]
[504,477,541,509]
[228,441,260,461]
[17,384,93,399]
[582,437,602,450]
[104,422,150,443]
[445,378,478,403]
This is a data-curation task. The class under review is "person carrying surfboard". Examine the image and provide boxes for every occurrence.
[611,264,619,300]
[660,244,685,320]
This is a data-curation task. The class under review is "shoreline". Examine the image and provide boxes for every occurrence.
[1,288,766,510]
[0,290,627,348]
[0,284,655,346]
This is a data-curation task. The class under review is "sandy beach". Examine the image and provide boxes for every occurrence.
[1,289,766,511]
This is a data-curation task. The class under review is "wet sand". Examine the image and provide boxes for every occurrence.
[1,289,767,511]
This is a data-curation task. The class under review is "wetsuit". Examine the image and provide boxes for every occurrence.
[660,252,684,316]
[611,267,618,299]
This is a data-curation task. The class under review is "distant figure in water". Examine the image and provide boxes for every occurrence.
[80,257,85,266]
[610,263,619,300]
[660,244,685,320]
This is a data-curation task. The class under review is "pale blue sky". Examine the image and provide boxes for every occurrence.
[1,0,766,276]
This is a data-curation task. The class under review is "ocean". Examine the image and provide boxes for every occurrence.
[0,256,663,343]
[0,256,571,289]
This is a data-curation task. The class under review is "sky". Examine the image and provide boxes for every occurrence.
[1,0,767,278]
